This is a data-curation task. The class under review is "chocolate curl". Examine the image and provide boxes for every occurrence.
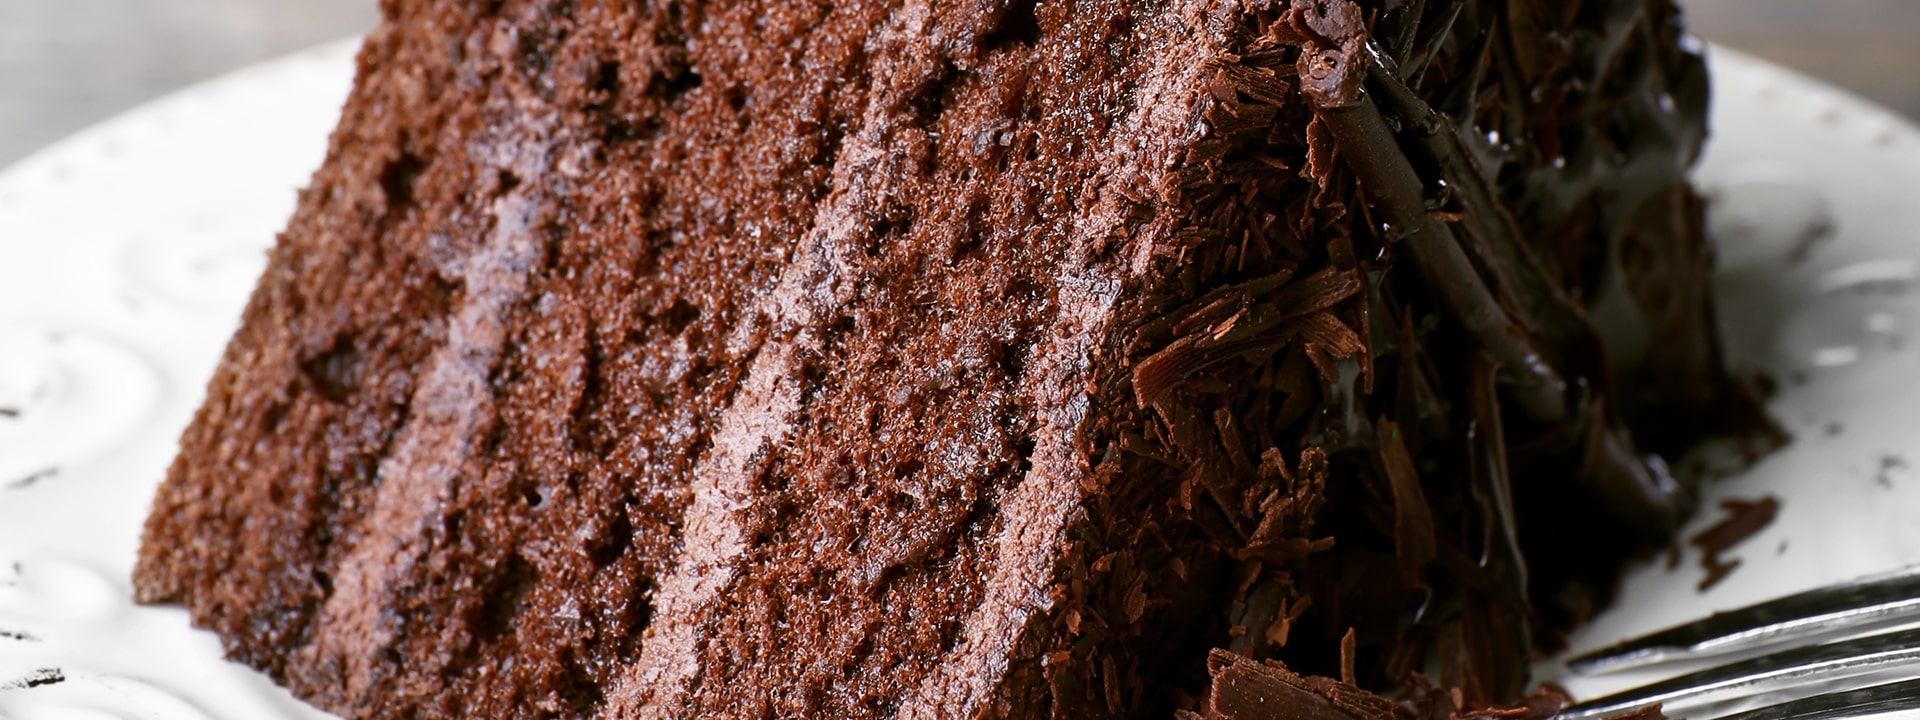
[1362,55,1596,360]
[1287,1,1569,424]
[1456,358,1538,705]
[1285,0,1699,542]
[1195,650,1412,720]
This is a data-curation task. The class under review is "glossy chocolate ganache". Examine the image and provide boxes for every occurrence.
[134,0,1762,717]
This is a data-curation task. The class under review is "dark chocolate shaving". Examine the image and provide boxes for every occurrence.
[1390,3,1462,91]
[1362,55,1592,360]
[1134,268,1363,407]
[1195,650,1411,720]
[1449,353,1537,702]
[1689,496,1780,591]
[1338,628,1358,686]
[1377,421,1436,586]
[1091,0,1736,711]
[1283,0,1711,552]
[1467,353,1528,597]
[1,668,65,690]
[1274,4,1559,422]
[1155,0,1756,708]
[1293,51,1568,422]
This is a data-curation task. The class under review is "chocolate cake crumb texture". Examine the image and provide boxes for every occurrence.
[132,0,1763,717]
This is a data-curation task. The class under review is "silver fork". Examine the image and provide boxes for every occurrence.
[1557,566,1920,720]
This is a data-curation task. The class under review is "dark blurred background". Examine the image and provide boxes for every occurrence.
[1,0,1915,168]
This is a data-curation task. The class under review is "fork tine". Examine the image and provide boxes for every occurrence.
[1715,677,1920,720]
[1566,565,1920,674]
[1554,627,1920,720]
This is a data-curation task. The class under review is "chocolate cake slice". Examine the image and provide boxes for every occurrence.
[135,0,1758,717]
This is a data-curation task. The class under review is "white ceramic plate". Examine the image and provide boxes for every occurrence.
[2,37,1917,718]
[0,39,356,720]
[1550,47,1920,704]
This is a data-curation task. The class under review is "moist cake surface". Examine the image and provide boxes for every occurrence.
[134,0,1757,717]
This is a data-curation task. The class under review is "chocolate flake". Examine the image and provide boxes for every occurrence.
[1377,421,1435,585]
[1689,496,1781,591]
[1198,650,1409,720]
[1,668,65,690]
[1284,13,1569,424]
[1338,628,1357,686]
[0,629,38,642]
[1468,353,1529,597]
[1134,268,1363,406]
[1165,0,1749,709]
